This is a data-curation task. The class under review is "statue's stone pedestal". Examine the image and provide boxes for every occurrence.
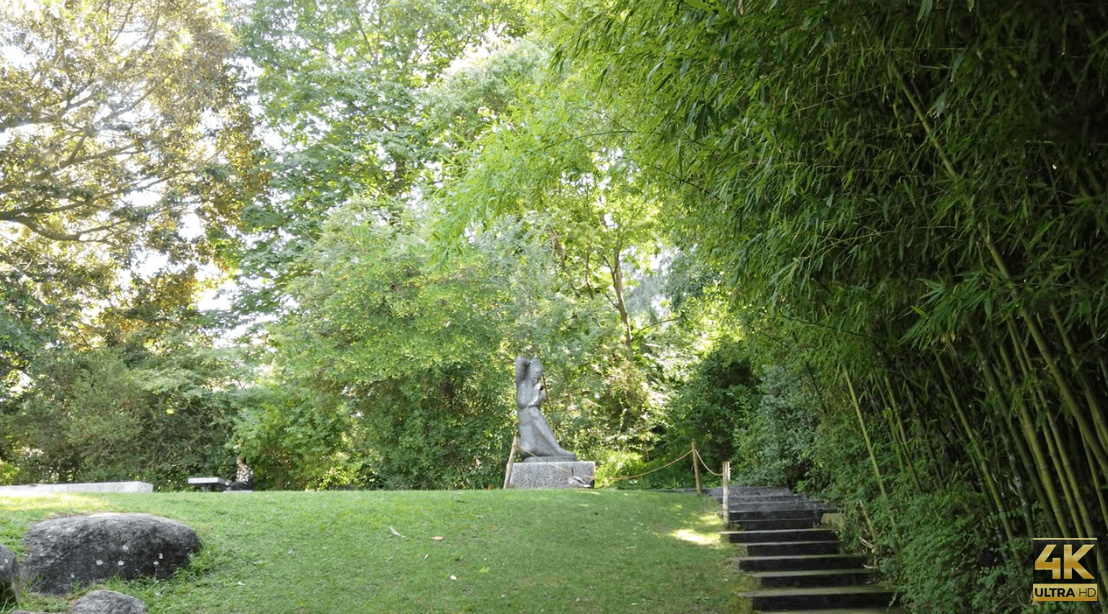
[508,461,595,489]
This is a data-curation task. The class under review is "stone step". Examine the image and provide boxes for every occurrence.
[728,502,818,512]
[726,487,806,496]
[724,528,837,544]
[730,509,823,523]
[726,486,794,496]
[730,500,825,511]
[741,585,896,611]
[740,540,840,557]
[733,554,869,572]
[727,495,811,507]
[734,517,822,531]
[746,568,878,588]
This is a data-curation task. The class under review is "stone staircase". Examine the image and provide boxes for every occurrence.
[711,487,905,614]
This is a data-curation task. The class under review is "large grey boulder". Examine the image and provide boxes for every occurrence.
[1,542,18,606]
[21,513,200,595]
[71,590,146,614]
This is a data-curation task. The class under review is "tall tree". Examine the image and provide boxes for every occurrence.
[260,204,594,488]
[1,0,266,487]
[429,41,680,449]
[234,0,525,314]
[1,0,261,259]
[0,0,263,348]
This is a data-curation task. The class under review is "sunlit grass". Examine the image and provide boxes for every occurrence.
[670,528,719,546]
[1,489,736,614]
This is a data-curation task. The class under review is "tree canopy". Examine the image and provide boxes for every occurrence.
[232,0,525,313]
[1,0,263,377]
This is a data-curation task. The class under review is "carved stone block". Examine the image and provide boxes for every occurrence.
[508,461,595,489]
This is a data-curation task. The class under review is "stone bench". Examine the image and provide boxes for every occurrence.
[0,482,153,496]
[187,477,229,492]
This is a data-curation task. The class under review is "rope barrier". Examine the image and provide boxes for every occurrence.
[693,446,723,477]
[504,438,727,488]
[600,449,695,485]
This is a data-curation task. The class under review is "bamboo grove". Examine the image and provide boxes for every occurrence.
[553,0,1108,610]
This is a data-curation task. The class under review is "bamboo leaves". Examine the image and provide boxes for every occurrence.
[555,0,1108,608]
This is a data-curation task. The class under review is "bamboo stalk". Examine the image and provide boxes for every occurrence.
[884,365,945,485]
[845,374,888,500]
[895,54,1108,520]
[984,236,1108,478]
[1041,406,1087,541]
[881,375,923,495]
[998,431,1035,538]
[876,386,912,490]
[996,326,1088,541]
[902,387,947,486]
[1050,304,1108,472]
[1004,316,1108,547]
[1082,437,1108,548]
[934,349,1015,545]
[1008,412,1062,537]
[1047,414,1097,541]
[970,333,1071,536]
[1081,438,1108,608]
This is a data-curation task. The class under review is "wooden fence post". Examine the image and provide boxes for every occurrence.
[692,440,701,494]
[722,460,730,516]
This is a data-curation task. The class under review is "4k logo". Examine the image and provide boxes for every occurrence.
[1032,538,1098,602]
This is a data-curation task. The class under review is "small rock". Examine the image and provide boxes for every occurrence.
[71,590,146,614]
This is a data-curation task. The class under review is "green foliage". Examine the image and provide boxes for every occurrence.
[7,9,1104,614]
[264,207,517,489]
[233,0,526,314]
[230,386,359,490]
[1,0,264,474]
[421,38,548,147]
[4,333,254,489]
[0,461,15,486]
[0,0,262,329]
[664,339,756,468]
[660,338,822,490]
[0,269,59,405]
[554,0,1108,609]
[422,34,714,480]
[734,364,821,490]
[254,192,689,489]
[594,449,716,490]
[876,490,990,614]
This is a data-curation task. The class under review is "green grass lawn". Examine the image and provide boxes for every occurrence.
[1,489,736,614]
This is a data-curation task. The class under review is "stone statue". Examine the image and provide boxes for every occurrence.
[514,356,577,462]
